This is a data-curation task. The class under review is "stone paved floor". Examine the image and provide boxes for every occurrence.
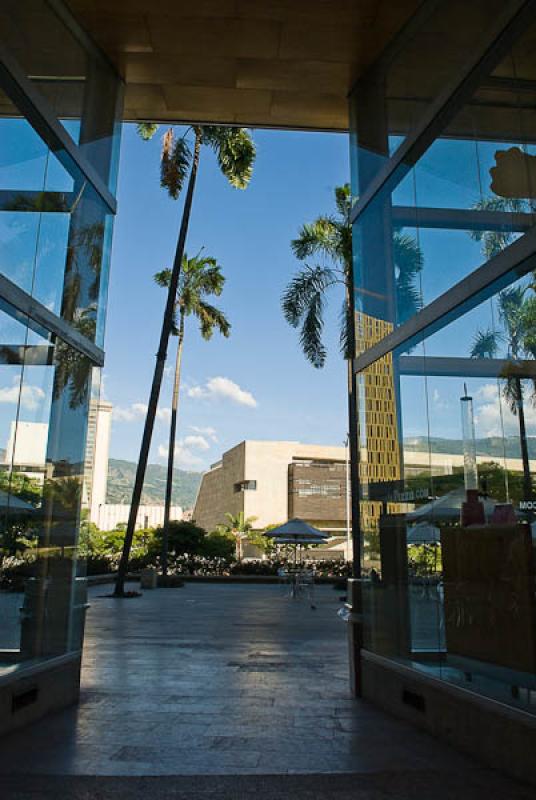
[0,582,533,798]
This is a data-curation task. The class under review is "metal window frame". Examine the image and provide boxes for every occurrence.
[0,274,105,366]
[349,0,536,227]
[391,205,534,232]
[350,0,536,376]
[0,43,117,214]
[353,225,536,374]
[0,16,122,366]
[399,355,536,379]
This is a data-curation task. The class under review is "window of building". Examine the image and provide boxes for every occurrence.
[0,0,122,677]
[234,480,257,493]
[350,3,536,716]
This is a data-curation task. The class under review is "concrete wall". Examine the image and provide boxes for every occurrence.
[361,650,536,786]
[0,654,81,738]
[193,442,246,532]
[193,440,349,533]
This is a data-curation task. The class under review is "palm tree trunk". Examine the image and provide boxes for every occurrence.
[344,279,361,579]
[515,377,532,501]
[161,310,185,576]
[114,131,202,596]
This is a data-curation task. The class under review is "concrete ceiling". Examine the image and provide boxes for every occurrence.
[64,0,424,131]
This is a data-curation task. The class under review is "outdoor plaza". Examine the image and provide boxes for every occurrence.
[0,581,532,799]
[2,0,536,793]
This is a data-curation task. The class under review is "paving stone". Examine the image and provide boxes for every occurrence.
[0,583,530,798]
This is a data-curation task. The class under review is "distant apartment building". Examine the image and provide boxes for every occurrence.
[2,402,182,531]
[4,421,48,480]
[84,400,113,522]
[96,503,182,532]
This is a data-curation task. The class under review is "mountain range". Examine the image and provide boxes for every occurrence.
[106,458,202,509]
[404,435,536,459]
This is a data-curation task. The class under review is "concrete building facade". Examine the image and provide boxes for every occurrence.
[84,399,113,523]
[193,440,350,539]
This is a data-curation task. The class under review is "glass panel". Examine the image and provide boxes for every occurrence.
[357,275,536,713]
[351,14,536,352]
[0,0,123,192]
[383,0,519,159]
[0,113,115,346]
[0,304,97,673]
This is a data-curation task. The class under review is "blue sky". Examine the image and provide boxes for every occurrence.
[103,125,351,469]
[0,120,533,471]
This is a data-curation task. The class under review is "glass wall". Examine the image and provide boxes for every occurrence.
[351,1,536,714]
[0,3,121,675]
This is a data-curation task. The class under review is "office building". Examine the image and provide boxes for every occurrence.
[84,399,113,523]
[193,440,351,558]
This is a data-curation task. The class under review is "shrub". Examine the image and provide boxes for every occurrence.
[202,530,235,559]
[152,520,208,557]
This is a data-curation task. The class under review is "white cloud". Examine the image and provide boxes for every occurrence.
[475,383,499,402]
[474,382,536,438]
[187,376,257,408]
[431,388,449,411]
[0,380,45,411]
[183,434,210,450]
[113,402,171,423]
[158,442,203,469]
[189,425,217,441]
[158,433,213,468]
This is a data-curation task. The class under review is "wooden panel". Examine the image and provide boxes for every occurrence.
[441,524,536,673]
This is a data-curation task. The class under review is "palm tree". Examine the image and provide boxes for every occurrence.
[469,196,535,501]
[281,185,423,573]
[220,512,257,561]
[281,184,423,368]
[154,252,230,575]
[470,287,533,499]
[114,124,255,596]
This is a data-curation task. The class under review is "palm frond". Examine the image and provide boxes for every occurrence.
[137,122,160,141]
[468,196,527,256]
[281,265,336,327]
[291,218,340,261]
[194,301,231,340]
[218,128,256,189]
[201,126,256,189]
[520,295,536,357]
[498,286,527,356]
[334,184,351,221]
[300,290,326,368]
[154,268,172,288]
[470,328,500,358]
[160,130,191,199]
[503,375,522,416]
[339,299,354,360]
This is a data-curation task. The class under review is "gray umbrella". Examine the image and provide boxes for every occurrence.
[264,518,329,545]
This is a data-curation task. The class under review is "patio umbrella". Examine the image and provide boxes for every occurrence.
[405,487,495,523]
[264,519,328,563]
[265,518,328,544]
[406,521,441,544]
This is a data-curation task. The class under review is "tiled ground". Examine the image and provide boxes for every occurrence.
[0,582,532,798]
